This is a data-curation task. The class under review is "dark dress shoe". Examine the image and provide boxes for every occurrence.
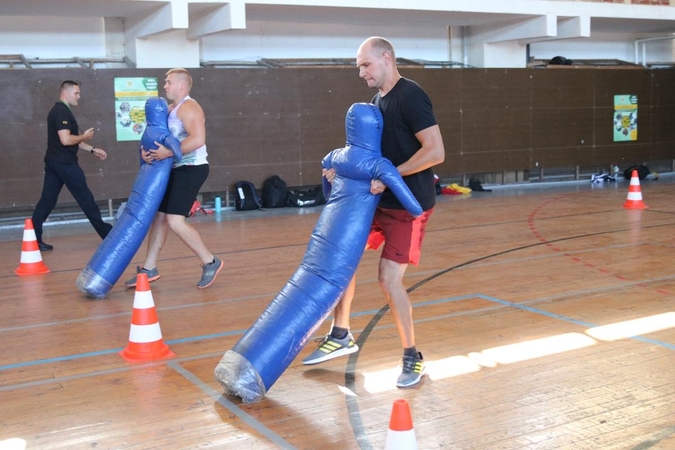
[38,241,54,251]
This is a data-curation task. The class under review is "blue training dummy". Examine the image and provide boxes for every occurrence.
[214,102,422,403]
[76,97,182,299]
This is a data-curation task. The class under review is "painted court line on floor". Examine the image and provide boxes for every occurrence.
[1,292,672,374]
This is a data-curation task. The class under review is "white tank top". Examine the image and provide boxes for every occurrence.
[168,95,208,167]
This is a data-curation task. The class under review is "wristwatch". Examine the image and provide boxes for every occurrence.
[90,147,96,154]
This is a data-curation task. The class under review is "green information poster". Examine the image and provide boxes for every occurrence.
[613,94,637,142]
[114,77,158,141]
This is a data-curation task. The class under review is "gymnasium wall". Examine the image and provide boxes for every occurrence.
[1,67,673,211]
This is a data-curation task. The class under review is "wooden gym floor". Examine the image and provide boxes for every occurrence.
[1,175,674,450]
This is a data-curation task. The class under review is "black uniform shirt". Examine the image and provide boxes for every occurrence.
[45,101,80,164]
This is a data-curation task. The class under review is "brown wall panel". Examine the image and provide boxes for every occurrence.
[461,149,531,173]
[1,67,674,210]
[594,143,654,165]
[299,161,325,185]
[648,142,674,161]
[532,146,594,168]
[652,71,675,107]
[531,108,594,149]
[462,109,531,152]
[461,69,532,111]
[531,69,595,109]
[407,68,462,113]
[503,149,532,171]
[0,123,46,179]
[436,152,461,176]
[652,105,675,142]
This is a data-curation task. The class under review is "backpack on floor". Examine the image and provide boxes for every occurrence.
[623,164,650,180]
[468,178,491,192]
[286,186,326,207]
[262,175,288,208]
[235,181,261,211]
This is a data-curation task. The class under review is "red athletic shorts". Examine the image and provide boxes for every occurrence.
[366,207,434,266]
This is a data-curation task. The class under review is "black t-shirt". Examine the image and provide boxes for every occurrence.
[373,77,438,211]
[45,101,80,164]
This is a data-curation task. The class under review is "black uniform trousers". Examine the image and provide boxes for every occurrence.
[31,160,113,242]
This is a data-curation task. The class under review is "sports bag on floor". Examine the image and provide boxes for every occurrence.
[623,165,650,180]
[235,181,261,211]
[262,175,288,208]
[286,186,326,207]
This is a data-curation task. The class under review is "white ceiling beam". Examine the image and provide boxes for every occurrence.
[130,0,188,38]
[472,13,556,44]
[187,1,246,39]
[519,15,590,44]
[558,16,591,39]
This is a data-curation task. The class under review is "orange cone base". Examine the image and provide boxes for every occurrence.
[119,340,175,363]
[624,200,647,210]
[15,263,50,276]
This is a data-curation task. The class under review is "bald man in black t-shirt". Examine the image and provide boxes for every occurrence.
[303,37,446,389]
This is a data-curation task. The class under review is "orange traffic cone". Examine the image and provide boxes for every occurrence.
[15,219,50,276]
[384,399,417,450]
[119,273,175,362]
[624,169,648,210]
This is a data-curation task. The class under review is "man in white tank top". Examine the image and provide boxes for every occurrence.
[124,68,223,290]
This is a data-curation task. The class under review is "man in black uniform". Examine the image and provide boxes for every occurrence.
[31,80,112,251]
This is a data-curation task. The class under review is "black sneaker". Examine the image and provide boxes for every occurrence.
[396,351,425,388]
[38,241,53,252]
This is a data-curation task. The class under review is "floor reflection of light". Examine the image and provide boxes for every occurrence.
[467,351,498,368]
[359,312,675,393]
[362,367,400,393]
[362,355,483,393]
[0,438,27,450]
[427,355,483,380]
[586,312,675,341]
[481,333,596,365]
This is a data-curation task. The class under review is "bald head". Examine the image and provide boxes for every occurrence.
[360,36,396,61]
[356,36,400,95]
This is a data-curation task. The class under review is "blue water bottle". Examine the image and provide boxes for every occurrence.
[215,196,222,213]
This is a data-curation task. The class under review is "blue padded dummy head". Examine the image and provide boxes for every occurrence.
[345,102,383,152]
[145,97,169,127]
[140,97,182,162]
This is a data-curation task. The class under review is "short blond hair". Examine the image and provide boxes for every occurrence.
[166,68,193,89]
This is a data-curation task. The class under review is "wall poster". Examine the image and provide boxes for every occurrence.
[613,94,637,142]
[114,77,158,141]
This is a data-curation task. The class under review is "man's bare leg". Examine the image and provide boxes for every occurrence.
[377,258,414,348]
[166,213,214,265]
[143,212,169,270]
